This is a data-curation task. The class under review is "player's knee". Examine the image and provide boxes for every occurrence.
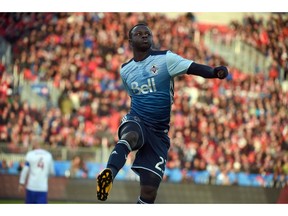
[121,131,139,150]
[140,185,158,203]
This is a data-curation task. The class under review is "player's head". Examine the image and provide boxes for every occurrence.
[128,23,151,39]
[128,23,153,52]
[31,136,43,150]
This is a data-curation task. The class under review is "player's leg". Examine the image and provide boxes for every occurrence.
[97,118,144,201]
[25,189,36,204]
[107,121,144,178]
[35,191,48,204]
[132,128,170,204]
[137,169,161,204]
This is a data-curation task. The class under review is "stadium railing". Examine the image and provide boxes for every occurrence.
[204,30,270,77]
[1,143,286,189]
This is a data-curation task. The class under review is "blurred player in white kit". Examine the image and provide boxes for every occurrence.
[19,136,55,204]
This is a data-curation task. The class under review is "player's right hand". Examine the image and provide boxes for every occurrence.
[18,184,25,193]
[214,66,229,79]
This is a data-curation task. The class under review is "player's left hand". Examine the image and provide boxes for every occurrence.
[214,66,228,79]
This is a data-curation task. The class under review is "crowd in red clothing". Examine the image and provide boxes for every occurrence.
[0,13,287,187]
[230,13,288,80]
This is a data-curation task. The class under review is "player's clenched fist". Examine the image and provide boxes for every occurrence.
[214,66,229,79]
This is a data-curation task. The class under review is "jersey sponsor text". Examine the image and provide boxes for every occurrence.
[131,78,157,95]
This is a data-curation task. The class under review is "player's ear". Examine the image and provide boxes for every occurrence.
[128,38,133,47]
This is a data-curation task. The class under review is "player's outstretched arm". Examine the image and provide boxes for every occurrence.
[187,62,228,79]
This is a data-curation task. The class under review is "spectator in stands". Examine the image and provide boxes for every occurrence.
[215,164,231,185]
[58,89,74,117]
[273,174,287,189]
[17,160,25,173]
[68,155,88,178]
[0,159,10,174]
[0,62,5,80]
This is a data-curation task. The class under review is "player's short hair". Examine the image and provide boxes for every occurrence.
[128,23,149,39]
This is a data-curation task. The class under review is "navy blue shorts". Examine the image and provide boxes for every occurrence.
[118,114,170,180]
[26,189,48,204]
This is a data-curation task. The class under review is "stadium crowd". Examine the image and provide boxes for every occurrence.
[230,13,288,80]
[0,12,287,187]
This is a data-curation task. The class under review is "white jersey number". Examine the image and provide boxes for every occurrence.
[155,156,166,174]
[37,157,44,170]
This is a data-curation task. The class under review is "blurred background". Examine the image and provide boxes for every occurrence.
[0,12,287,203]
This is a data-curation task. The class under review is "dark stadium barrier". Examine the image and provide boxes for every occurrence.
[0,174,284,203]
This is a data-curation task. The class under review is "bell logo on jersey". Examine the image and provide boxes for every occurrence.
[131,78,157,95]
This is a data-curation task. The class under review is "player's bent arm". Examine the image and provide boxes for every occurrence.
[19,165,29,185]
[187,62,228,79]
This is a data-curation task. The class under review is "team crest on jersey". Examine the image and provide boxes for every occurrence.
[133,116,141,122]
[150,65,159,75]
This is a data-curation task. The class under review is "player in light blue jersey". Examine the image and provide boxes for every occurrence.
[97,23,228,203]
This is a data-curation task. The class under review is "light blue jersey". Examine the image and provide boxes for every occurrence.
[120,50,193,131]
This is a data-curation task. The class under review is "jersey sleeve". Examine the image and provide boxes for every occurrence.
[19,153,30,185]
[166,51,193,77]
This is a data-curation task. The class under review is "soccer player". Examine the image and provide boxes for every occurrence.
[19,136,55,204]
[96,23,229,204]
